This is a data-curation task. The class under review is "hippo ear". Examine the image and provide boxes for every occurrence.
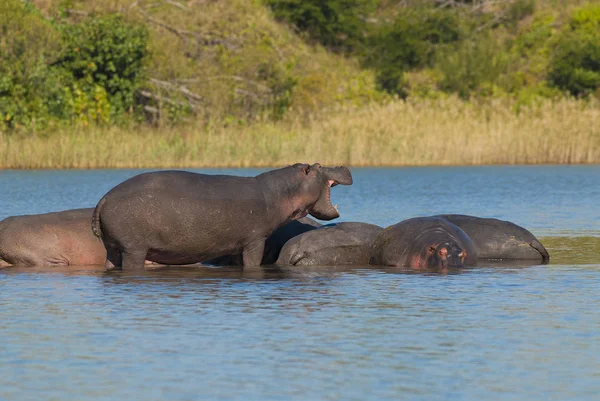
[427,245,436,254]
[303,165,310,175]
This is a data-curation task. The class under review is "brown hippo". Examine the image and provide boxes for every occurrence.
[370,217,478,270]
[276,222,383,266]
[436,214,550,263]
[92,163,353,270]
[0,208,105,267]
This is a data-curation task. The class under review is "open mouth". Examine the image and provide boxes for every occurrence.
[327,180,339,212]
[309,180,341,220]
[308,165,352,221]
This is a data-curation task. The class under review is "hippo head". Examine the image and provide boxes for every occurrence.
[426,241,468,269]
[288,163,353,221]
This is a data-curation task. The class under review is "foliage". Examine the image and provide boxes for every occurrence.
[56,14,149,119]
[2,0,600,134]
[0,1,148,131]
[548,4,600,97]
[0,0,64,129]
[264,0,377,52]
[363,7,462,97]
[505,0,536,30]
[437,32,509,99]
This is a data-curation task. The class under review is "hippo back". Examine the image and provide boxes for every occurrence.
[276,222,383,266]
[0,208,105,266]
[437,214,549,262]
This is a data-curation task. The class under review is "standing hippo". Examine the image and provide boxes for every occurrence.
[370,217,478,270]
[92,163,353,270]
[0,208,106,267]
[276,222,383,266]
[205,216,322,266]
[436,214,549,263]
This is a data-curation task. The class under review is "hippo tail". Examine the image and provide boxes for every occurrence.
[91,197,106,239]
[530,239,550,264]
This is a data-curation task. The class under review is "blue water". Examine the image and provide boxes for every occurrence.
[0,165,599,400]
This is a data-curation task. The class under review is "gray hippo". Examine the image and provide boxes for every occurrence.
[205,216,322,266]
[92,163,353,270]
[276,222,383,266]
[436,214,549,263]
[0,208,106,267]
[370,217,478,270]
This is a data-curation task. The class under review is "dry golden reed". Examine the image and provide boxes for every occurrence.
[1,97,598,169]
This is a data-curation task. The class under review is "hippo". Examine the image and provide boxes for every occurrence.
[436,214,549,263]
[370,217,478,270]
[276,222,383,266]
[205,216,322,266]
[92,163,353,270]
[0,208,106,267]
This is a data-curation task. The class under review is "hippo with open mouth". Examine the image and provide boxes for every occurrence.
[92,163,352,270]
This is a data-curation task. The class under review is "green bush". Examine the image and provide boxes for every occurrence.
[363,7,462,97]
[505,0,536,30]
[0,1,148,131]
[548,4,600,97]
[56,14,149,119]
[264,0,377,52]
[437,32,509,99]
[0,0,65,129]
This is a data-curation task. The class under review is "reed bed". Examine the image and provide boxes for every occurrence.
[0,97,598,169]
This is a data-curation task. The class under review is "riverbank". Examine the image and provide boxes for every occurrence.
[1,97,598,169]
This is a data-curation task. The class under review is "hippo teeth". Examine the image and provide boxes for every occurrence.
[334,204,338,212]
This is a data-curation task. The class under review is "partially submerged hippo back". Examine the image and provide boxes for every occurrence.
[262,216,323,264]
[437,214,549,263]
[276,222,383,266]
[371,217,478,269]
[0,208,106,267]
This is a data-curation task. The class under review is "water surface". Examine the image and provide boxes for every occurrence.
[0,165,599,400]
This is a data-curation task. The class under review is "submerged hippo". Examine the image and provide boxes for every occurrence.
[92,163,353,270]
[437,214,549,263]
[205,216,322,266]
[0,208,106,267]
[276,222,383,266]
[370,217,478,269]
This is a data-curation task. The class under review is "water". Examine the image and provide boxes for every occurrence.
[0,165,599,400]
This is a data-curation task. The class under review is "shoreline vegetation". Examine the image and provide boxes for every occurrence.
[2,0,599,169]
[1,97,598,169]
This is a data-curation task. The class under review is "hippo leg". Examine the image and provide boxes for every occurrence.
[105,247,123,271]
[242,238,266,268]
[122,248,148,270]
